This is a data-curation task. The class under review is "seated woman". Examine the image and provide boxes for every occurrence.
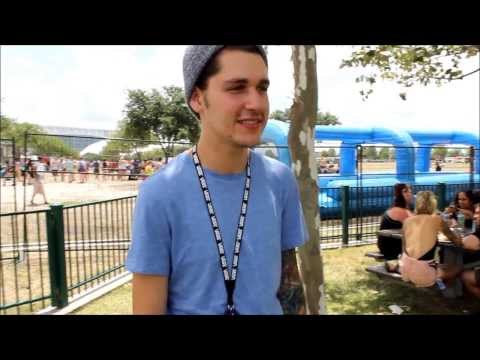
[444,190,476,231]
[461,203,480,298]
[377,183,413,260]
[401,191,463,287]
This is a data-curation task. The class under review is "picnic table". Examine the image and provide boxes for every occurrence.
[373,227,480,297]
[376,229,402,240]
[438,229,480,270]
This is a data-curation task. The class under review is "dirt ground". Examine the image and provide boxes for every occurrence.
[1,174,134,314]
[354,161,470,173]
[1,175,140,213]
[1,162,470,212]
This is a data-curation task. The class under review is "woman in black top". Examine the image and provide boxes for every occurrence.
[461,203,480,298]
[377,183,413,260]
[445,190,477,230]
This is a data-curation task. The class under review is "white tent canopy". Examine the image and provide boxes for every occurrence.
[80,140,107,156]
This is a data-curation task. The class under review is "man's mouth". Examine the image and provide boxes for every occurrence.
[236,118,264,128]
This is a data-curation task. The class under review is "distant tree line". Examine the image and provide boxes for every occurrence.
[102,86,199,161]
[270,108,341,125]
[0,116,78,158]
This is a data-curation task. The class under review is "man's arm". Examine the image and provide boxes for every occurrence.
[277,248,306,315]
[132,273,168,315]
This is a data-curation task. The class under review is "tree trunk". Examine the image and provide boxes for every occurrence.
[289,45,326,315]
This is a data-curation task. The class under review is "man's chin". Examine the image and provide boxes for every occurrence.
[234,138,262,149]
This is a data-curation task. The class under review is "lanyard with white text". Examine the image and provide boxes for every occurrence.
[192,145,251,315]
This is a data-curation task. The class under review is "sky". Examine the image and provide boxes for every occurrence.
[1,45,479,135]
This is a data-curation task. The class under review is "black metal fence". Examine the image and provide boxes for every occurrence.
[317,182,480,248]
[0,208,51,313]
[2,134,479,313]
[2,183,479,313]
[0,196,135,314]
[62,197,134,299]
[0,133,192,213]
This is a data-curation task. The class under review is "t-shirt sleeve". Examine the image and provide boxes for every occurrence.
[125,183,171,276]
[281,169,309,250]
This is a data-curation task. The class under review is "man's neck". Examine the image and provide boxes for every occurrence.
[195,137,249,174]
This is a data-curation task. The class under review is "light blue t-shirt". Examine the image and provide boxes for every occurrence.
[126,150,308,315]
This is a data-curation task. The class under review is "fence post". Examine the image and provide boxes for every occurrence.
[469,146,474,188]
[46,204,68,308]
[341,186,349,246]
[436,183,447,212]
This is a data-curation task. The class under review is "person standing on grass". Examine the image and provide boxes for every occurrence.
[92,159,100,181]
[78,158,88,183]
[143,160,154,178]
[126,45,308,315]
[50,156,59,182]
[58,157,66,182]
[64,157,75,183]
[30,162,48,205]
[102,159,108,181]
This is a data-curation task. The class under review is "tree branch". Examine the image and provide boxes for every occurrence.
[458,67,480,79]
[431,67,480,81]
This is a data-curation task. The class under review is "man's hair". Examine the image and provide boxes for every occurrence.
[183,45,268,119]
[195,46,267,91]
[392,183,410,209]
[415,190,437,215]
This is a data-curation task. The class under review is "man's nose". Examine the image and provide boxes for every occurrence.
[244,89,267,111]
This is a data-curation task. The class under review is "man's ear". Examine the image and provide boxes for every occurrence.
[189,88,204,114]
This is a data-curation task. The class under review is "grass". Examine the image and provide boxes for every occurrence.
[71,244,480,315]
[72,282,132,315]
[323,245,480,315]
[1,196,133,314]
[0,251,126,314]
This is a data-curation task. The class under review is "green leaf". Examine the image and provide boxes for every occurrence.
[341,45,477,100]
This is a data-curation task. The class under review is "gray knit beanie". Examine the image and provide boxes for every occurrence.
[182,45,268,115]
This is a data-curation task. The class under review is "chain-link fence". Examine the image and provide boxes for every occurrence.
[259,142,479,248]
[2,132,480,314]
[0,133,192,213]
[3,133,479,246]
[0,196,135,314]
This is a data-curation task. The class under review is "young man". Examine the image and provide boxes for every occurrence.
[461,203,480,298]
[126,45,308,315]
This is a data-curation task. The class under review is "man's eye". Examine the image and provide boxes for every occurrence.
[228,86,244,92]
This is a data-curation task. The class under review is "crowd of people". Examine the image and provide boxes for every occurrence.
[377,184,480,299]
[1,156,167,207]
[1,156,166,185]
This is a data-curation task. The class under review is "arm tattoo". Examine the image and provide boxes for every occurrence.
[277,248,306,314]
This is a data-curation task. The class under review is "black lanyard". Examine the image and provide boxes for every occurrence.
[192,145,251,315]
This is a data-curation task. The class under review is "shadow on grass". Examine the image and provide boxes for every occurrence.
[326,265,480,315]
